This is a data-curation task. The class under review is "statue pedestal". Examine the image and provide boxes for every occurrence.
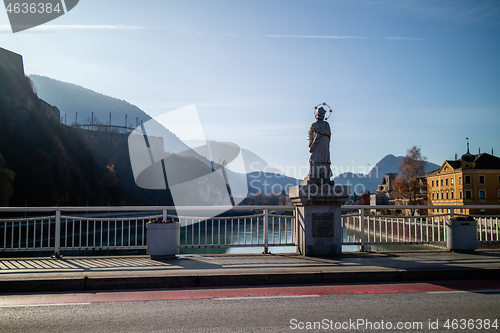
[289,182,349,256]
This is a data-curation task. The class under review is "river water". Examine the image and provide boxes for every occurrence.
[178,225,433,255]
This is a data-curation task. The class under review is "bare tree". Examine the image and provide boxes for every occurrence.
[392,146,427,213]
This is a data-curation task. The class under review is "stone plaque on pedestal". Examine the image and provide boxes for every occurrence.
[312,213,334,237]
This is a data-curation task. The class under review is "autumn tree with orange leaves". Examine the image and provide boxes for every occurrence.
[392,146,428,212]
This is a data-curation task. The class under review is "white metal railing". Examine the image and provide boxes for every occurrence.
[475,216,500,243]
[172,212,295,251]
[1,205,499,256]
[0,206,295,256]
[342,205,500,250]
[342,212,448,248]
[0,215,57,251]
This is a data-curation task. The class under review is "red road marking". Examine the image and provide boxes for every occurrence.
[1,280,499,306]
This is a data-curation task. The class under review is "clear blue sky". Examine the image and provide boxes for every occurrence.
[2,0,499,179]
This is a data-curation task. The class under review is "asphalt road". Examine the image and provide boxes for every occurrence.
[1,282,499,332]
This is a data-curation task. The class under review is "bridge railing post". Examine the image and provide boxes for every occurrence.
[360,208,366,252]
[53,209,61,258]
[263,209,269,254]
[446,208,455,241]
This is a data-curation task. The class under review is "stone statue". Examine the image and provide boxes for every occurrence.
[306,106,332,183]
[289,104,349,257]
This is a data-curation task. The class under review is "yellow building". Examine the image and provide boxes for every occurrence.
[426,150,500,215]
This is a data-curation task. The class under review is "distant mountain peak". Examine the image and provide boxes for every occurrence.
[336,153,440,193]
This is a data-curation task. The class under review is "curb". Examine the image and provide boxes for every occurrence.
[1,268,499,293]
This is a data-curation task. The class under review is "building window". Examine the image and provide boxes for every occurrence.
[431,180,434,187]
[451,178,454,185]
[460,190,463,199]
[441,192,444,200]
[451,191,454,199]
[465,190,472,199]
[446,192,449,199]
[432,192,435,200]
[479,175,485,184]
[459,177,462,185]
[479,190,486,199]
[445,179,449,186]
[498,176,500,184]
[498,189,500,199]
[465,175,471,184]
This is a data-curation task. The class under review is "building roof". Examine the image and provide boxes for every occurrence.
[473,153,500,169]
[445,160,462,169]
[427,153,500,176]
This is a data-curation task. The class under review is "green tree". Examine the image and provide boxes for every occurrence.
[0,152,15,206]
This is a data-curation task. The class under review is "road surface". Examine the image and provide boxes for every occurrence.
[1,280,499,332]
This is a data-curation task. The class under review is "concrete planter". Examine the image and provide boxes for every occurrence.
[446,219,477,253]
[146,222,180,259]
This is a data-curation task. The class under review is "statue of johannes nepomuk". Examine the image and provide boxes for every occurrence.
[289,103,349,257]
[306,103,333,182]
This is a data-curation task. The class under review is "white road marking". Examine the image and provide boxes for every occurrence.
[426,289,500,294]
[0,303,91,308]
[215,295,321,300]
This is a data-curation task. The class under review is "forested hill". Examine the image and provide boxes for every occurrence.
[29,75,150,128]
[0,48,174,207]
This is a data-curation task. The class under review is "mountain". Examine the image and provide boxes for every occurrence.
[334,154,440,194]
[0,48,174,206]
[4,49,441,206]
[29,75,217,165]
[29,75,150,128]
[2,52,296,206]
[28,74,298,197]
[368,154,440,176]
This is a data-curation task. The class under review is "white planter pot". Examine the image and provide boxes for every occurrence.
[446,219,477,252]
[146,223,180,259]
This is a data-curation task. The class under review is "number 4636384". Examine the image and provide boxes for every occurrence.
[444,319,498,330]
[6,2,62,14]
